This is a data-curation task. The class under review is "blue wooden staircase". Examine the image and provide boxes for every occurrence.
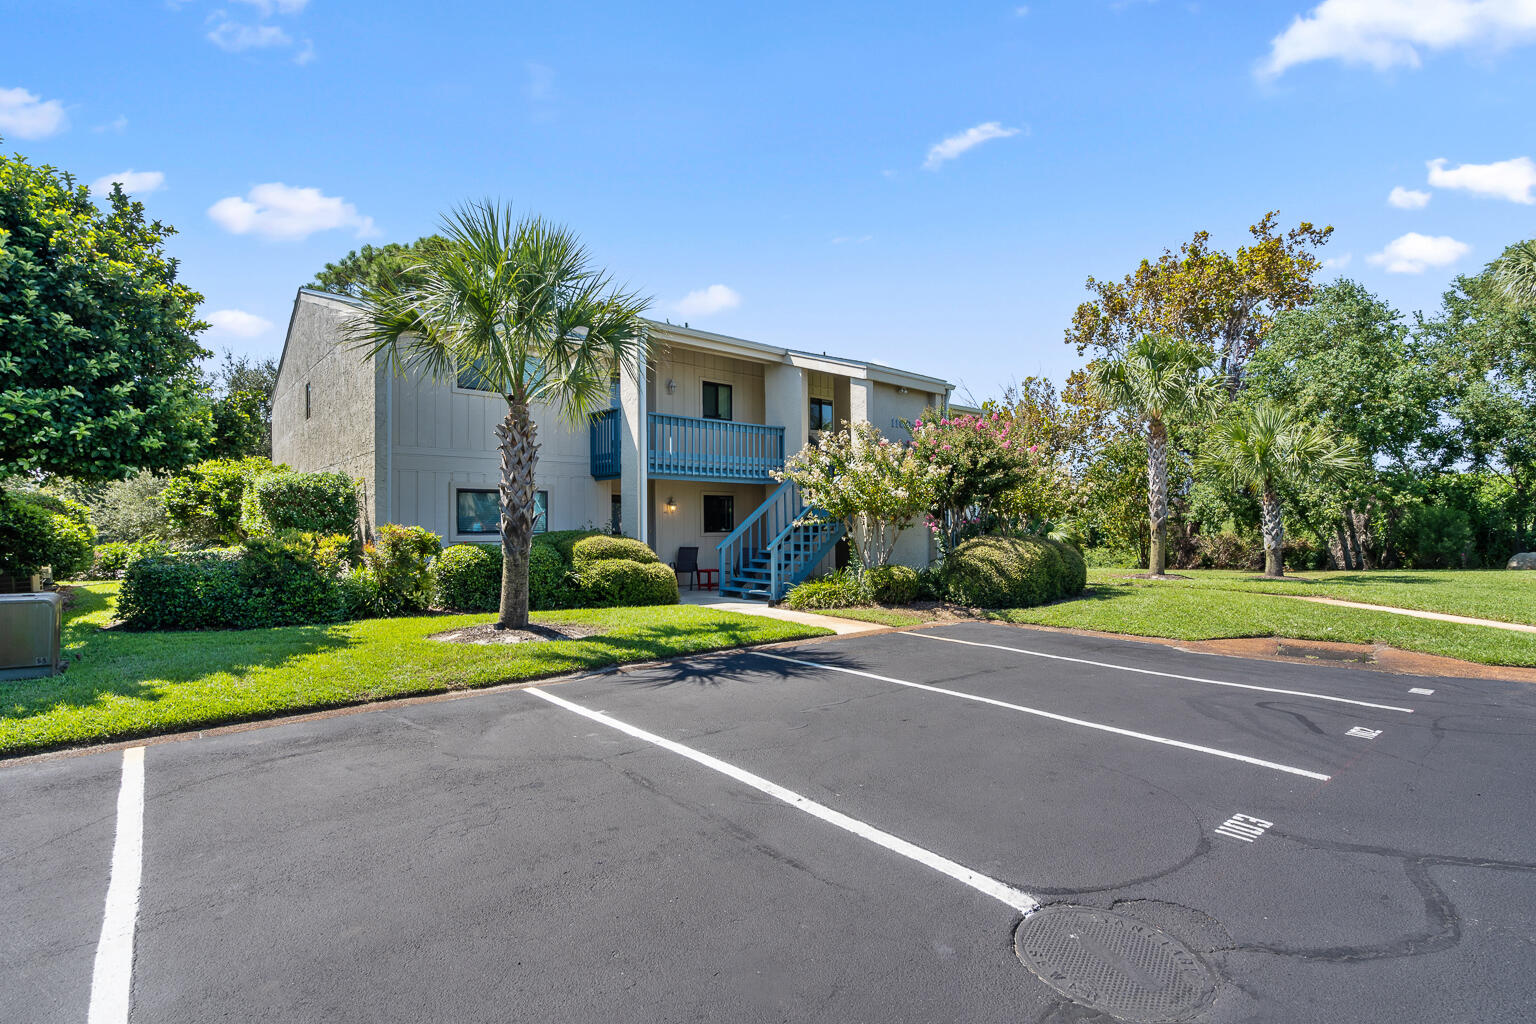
[716,480,844,602]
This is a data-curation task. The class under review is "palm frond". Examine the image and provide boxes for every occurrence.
[1491,239,1536,308]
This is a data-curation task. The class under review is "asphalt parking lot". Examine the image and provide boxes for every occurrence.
[6,620,1536,1023]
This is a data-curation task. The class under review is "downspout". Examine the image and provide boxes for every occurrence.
[384,359,393,529]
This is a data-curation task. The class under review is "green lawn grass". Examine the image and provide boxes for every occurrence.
[0,583,831,758]
[813,606,934,628]
[996,578,1536,667]
[1086,568,1536,626]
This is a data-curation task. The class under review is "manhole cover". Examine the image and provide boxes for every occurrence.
[1013,906,1216,1022]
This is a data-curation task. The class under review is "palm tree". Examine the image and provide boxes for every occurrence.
[1091,334,1222,575]
[349,201,649,628]
[1491,239,1536,308]
[1204,403,1363,578]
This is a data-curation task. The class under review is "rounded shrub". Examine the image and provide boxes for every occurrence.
[538,529,604,564]
[241,470,359,538]
[942,536,1086,609]
[529,542,573,610]
[865,564,920,605]
[117,550,246,630]
[571,534,659,567]
[0,493,95,578]
[433,543,503,612]
[576,559,679,608]
[356,524,441,617]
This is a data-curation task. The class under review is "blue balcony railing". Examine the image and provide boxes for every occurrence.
[589,408,621,479]
[648,413,785,482]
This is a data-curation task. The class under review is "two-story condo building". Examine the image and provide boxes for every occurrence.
[272,288,956,599]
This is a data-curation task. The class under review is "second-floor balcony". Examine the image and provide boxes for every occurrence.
[589,410,786,483]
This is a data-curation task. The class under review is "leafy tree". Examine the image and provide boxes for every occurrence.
[1203,403,1362,577]
[205,351,278,459]
[349,202,649,629]
[909,409,1043,550]
[1491,239,1536,309]
[1090,335,1222,575]
[307,236,447,297]
[1244,279,1438,567]
[777,423,936,570]
[0,147,211,484]
[1418,271,1536,555]
[1067,213,1333,390]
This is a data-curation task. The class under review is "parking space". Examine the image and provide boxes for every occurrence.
[6,621,1536,1022]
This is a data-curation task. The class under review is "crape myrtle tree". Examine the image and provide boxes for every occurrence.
[776,423,936,570]
[0,145,210,486]
[1203,403,1363,577]
[909,409,1044,551]
[348,201,649,629]
[1090,334,1223,575]
[1067,212,1332,392]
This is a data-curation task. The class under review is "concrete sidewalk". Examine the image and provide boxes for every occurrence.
[679,590,882,635]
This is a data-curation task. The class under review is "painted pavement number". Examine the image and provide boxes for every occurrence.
[1214,814,1273,843]
[1346,726,1383,739]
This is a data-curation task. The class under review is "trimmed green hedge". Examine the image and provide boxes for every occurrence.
[117,531,353,630]
[241,470,359,538]
[942,536,1086,608]
[434,535,674,612]
[576,559,679,608]
[571,534,659,566]
[784,568,866,610]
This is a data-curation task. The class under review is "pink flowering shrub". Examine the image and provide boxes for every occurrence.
[910,409,1048,549]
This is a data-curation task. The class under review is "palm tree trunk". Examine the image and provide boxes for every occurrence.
[1146,419,1169,575]
[1260,487,1285,577]
[495,397,539,629]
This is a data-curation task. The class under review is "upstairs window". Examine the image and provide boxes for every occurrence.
[808,397,834,433]
[702,381,733,421]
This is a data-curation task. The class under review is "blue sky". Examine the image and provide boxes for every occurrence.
[5,0,1535,400]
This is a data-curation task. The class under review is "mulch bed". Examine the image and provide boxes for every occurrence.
[428,622,601,646]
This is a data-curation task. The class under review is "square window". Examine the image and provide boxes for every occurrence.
[703,494,735,534]
[456,489,499,534]
[702,381,733,421]
[808,397,834,432]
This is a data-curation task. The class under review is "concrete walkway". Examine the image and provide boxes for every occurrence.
[680,590,883,635]
[1276,594,1536,634]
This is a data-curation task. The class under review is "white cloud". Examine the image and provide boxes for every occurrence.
[1426,155,1536,203]
[93,114,128,134]
[831,234,872,245]
[90,170,166,197]
[1260,0,1536,78]
[232,0,309,13]
[0,86,68,139]
[293,38,316,65]
[1015,5,1030,15]
[208,20,292,51]
[208,183,377,241]
[923,121,1021,170]
[673,284,741,317]
[1387,185,1430,208]
[1323,252,1354,268]
[206,309,274,337]
[1367,232,1470,273]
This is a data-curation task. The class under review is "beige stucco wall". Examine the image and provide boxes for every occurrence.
[649,344,766,423]
[387,365,613,544]
[270,293,384,534]
[648,480,770,571]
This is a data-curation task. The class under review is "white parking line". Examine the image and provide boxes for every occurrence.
[88,746,146,1024]
[902,632,1416,714]
[526,687,1039,915]
[753,651,1332,782]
